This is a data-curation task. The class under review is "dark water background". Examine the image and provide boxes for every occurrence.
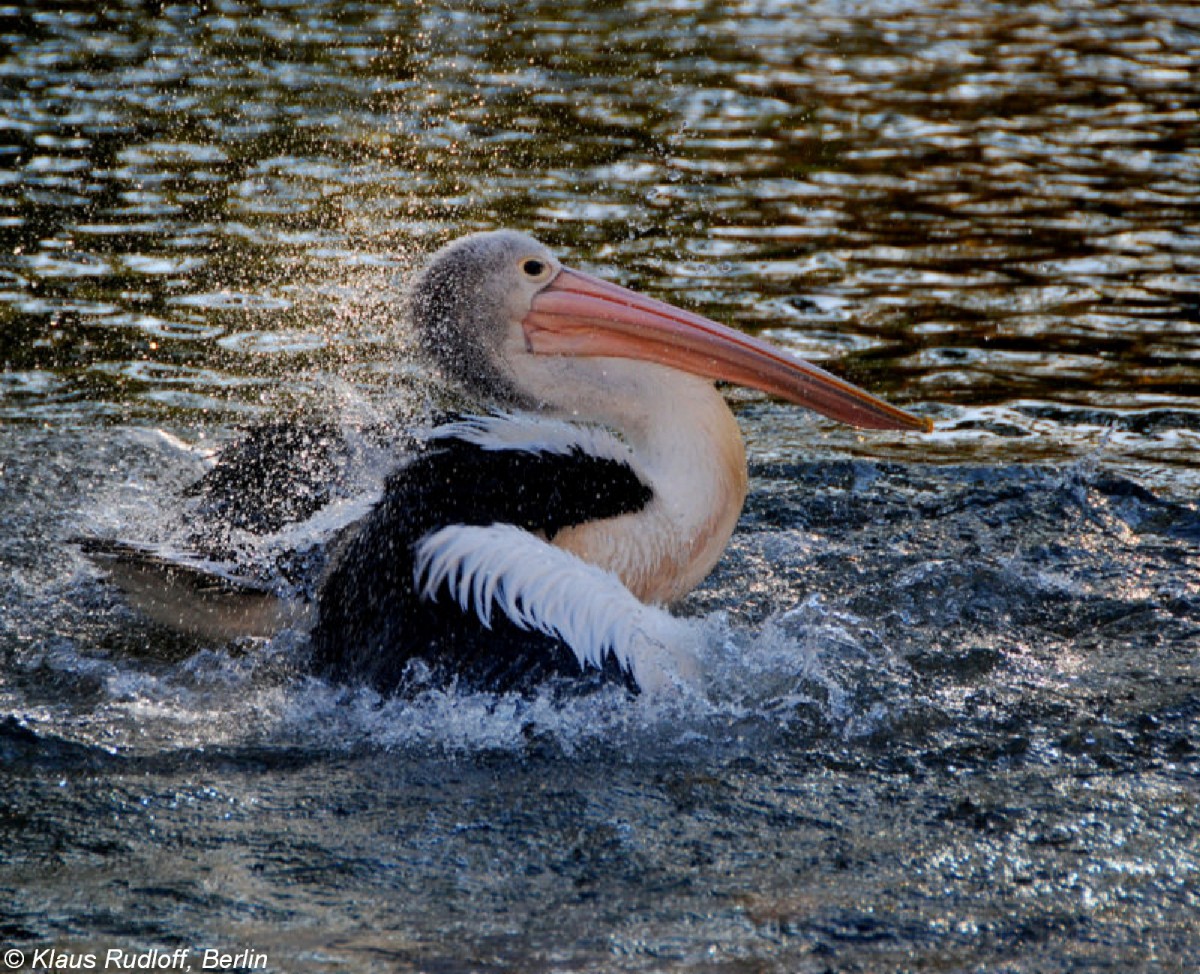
[2,1,1198,971]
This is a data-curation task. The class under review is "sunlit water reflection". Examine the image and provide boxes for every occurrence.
[2,1,1198,971]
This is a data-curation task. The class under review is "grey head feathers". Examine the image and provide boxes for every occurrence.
[408,230,554,408]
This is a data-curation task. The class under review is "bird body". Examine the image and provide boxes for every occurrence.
[311,412,698,694]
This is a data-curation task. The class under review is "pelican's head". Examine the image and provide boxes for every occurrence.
[409,229,931,432]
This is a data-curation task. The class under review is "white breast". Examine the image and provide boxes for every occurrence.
[550,369,748,605]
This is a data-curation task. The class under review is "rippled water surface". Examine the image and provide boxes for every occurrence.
[2,2,1199,971]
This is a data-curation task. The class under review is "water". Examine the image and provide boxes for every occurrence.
[2,0,1199,970]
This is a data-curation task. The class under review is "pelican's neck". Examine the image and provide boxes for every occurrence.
[508,355,749,604]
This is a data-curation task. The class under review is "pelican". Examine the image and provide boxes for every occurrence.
[90,230,930,696]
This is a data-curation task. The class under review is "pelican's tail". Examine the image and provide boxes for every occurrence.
[79,539,310,643]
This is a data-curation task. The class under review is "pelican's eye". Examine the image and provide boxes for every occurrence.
[520,257,552,282]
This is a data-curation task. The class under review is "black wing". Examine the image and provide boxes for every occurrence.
[181,414,429,555]
[309,435,653,696]
[184,419,349,538]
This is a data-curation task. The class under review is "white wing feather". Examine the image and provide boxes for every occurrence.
[414,524,700,692]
